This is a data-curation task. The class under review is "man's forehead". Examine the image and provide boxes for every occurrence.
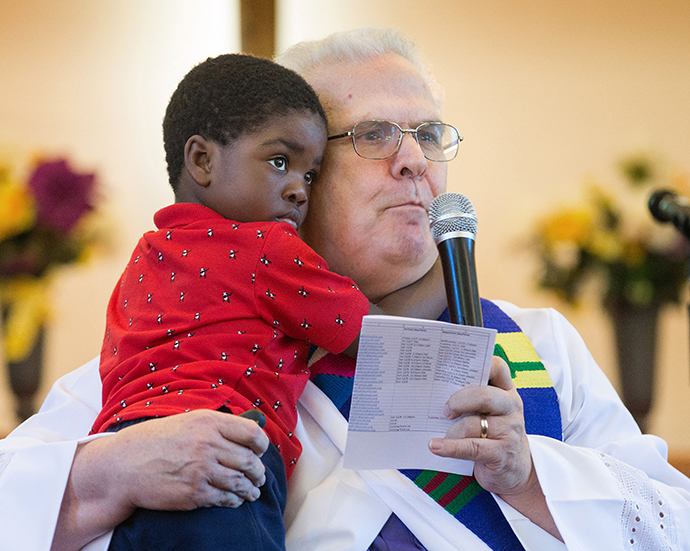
[304,54,440,129]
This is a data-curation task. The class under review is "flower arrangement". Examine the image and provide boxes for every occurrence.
[531,153,689,309]
[0,154,103,362]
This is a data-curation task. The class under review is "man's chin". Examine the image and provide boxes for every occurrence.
[365,243,437,298]
[386,230,437,265]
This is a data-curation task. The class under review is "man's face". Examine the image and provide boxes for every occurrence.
[300,54,448,302]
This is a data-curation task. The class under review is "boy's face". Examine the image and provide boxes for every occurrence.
[204,111,326,230]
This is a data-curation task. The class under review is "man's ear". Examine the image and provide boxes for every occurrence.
[183,135,214,187]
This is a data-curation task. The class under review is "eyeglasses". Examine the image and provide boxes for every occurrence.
[327,120,462,162]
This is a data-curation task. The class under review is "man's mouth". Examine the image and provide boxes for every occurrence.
[389,201,429,214]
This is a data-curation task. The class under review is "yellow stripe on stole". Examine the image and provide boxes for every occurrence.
[495,332,541,363]
[496,332,555,388]
[512,370,554,389]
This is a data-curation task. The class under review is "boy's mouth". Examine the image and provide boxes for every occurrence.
[275,211,301,230]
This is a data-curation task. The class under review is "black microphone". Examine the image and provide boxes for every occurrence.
[648,190,690,240]
[429,193,483,327]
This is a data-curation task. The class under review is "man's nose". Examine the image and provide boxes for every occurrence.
[282,179,308,206]
[390,133,428,179]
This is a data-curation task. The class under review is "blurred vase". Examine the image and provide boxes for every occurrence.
[607,301,659,434]
[1,306,43,423]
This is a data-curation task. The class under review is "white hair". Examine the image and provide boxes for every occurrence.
[275,27,444,108]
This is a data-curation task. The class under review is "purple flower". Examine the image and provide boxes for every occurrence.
[28,159,96,234]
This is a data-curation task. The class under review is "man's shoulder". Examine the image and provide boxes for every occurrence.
[489,299,566,326]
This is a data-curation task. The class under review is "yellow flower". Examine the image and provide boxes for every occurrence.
[0,277,50,362]
[540,208,593,246]
[587,229,623,262]
[531,151,689,307]
[0,178,35,241]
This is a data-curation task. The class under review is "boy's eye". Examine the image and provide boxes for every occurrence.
[269,156,288,171]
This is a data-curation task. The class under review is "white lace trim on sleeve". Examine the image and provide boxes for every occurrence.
[597,451,678,550]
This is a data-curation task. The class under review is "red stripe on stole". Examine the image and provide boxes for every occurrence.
[422,472,449,493]
[312,353,356,378]
[438,476,474,508]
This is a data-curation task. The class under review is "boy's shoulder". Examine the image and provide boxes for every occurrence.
[153,204,297,235]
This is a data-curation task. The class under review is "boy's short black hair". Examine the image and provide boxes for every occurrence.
[163,53,327,190]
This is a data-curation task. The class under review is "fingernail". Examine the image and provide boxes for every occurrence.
[429,439,443,453]
[443,403,451,418]
[252,487,261,500]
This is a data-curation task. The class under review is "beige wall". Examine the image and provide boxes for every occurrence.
[1,1,689,454]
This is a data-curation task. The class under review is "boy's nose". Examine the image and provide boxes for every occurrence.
[283,180,308,206]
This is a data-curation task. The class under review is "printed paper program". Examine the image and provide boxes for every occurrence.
[343,315,497,476]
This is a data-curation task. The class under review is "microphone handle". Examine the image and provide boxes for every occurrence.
[437,237,483,327]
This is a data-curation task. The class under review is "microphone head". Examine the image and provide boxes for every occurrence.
[429,192,478,244]
[648,189,676,222]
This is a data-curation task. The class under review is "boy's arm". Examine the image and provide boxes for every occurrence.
[342,258,446,358]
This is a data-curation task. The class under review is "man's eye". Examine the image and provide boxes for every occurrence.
[356,130,386,142]
[269,156,288,170]
[304,171,317,185]
[418,130,440,144]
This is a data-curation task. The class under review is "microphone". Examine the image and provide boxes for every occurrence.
[429,193,483,327]
[648,190,690,240]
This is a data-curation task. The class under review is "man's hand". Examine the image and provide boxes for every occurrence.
[428,355,531,494]
[428,356,562,540]
[114,409,268,510]
[52,410,269,550]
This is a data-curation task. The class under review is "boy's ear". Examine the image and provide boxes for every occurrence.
[183,135,214,187]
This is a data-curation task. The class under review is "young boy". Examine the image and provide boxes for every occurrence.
[93,54,445,550]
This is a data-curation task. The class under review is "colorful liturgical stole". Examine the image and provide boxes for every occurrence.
[310,299,563,551]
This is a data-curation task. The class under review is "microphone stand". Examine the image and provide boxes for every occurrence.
[648,190,690,376]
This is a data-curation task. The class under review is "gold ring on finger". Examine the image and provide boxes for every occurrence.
[480,414,489,439]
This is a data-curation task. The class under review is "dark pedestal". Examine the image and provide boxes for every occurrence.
[6,326,44,422]
[608,302,659,434]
